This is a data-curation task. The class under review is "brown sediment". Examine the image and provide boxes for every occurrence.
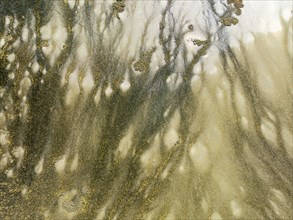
[0,1,292,219]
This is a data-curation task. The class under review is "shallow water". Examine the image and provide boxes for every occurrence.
[0,1,292,219]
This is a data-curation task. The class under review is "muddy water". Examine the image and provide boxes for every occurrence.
[0,1,292,219]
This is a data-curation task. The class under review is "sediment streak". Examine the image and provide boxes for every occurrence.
[0,1,292,219]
